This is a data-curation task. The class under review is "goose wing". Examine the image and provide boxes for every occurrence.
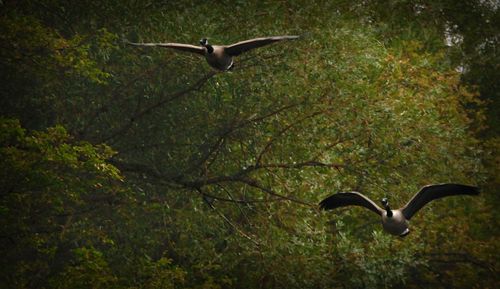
[224,35,300,56]
[319,192,383,216]
[401,184,479,220]
[127,41,205,55]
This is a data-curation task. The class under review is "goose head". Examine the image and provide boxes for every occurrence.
[199,38,214,53]
[199,38,208,46]
[381,197,393,217]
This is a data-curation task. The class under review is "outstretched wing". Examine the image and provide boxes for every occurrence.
[401,184,479,220]
[319,192,383,216]
[224,35,300,56]
[127,41,205,55]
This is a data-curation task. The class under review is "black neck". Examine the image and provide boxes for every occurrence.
[385,207,393,217]
[205,44,214,54]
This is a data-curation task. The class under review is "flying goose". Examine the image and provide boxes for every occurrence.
[127,35,300,71]
[319,184,479,237]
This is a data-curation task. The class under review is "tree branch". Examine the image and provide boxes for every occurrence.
[183,101,304,176]
[198,189,281,204]
[255,109,328,165]
[188,176,314,207]
[99,71,217,143]
[196,188,261,246]
[419,252,496,273]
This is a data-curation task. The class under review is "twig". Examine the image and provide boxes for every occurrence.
[183,101,304,175]
[419,252,496,273]
[196,188,261,246]
[198,189,281,204]
[99,71,217,143]
[255,109,328,165]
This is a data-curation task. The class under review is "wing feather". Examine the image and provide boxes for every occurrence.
[401,184,479,220]
[224,35,300,56]
[319,192,383,216]
[127,41,205,55]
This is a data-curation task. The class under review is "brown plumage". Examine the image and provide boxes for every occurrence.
[319,183,479,237]
[127,35,300,71]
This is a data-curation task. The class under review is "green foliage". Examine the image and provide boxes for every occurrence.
[0,118,125,288]
[334,224,424,288]
[0,1,497,288]
[52,247,118,289]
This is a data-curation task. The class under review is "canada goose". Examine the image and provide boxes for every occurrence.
[319,184,479,237]
[127,35,300,71]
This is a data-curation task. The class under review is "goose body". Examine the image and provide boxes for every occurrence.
[205,45,234,71]
[319,184,479,237]
[381,210,409,236]
[128,35,300,71]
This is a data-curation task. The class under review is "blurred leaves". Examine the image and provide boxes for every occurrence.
[0,0,498,288]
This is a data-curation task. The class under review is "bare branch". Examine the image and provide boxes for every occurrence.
[218,183,254,222]
[196,188,261,246]
[420,252,496,273]
[224,176,314,207]
[255,160,343,170]
[256,109,328,165]
[79,64,163,139]
[99,71,217,143]
[112,155,342,208]
[198,189,281,204]
[184,102,304,175]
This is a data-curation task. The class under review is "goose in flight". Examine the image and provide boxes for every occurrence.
[319,184,479,237]
[127,35,300,71]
